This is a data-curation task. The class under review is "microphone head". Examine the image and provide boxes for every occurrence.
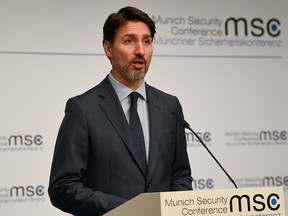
[171,112,190,129]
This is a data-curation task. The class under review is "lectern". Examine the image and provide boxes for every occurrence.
[104,187,285,216]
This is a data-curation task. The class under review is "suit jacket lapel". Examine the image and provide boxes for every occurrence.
[146,85,163,179]
[97,77,147,175]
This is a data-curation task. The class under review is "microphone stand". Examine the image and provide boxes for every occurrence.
[172,112,238,189]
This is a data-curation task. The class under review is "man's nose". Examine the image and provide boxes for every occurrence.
[134,42,145,56]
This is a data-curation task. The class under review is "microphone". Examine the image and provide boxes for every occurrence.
[172,112,238,189]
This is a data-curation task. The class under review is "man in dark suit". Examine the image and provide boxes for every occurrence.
[49,6,192,216]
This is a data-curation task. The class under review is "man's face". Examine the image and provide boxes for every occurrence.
[104,21,153,83]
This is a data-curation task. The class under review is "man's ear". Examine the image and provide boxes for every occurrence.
[103,41,112,58]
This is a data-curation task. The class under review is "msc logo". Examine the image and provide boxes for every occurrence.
[10,185,45,197]
[263,176,288,187]
[186,131,211,143]
[8,135,43,146]
[0,185,44,202]
[192,178,214,190]
[229,193,280,212]
[259,130,287,141]
[225,17,281,37]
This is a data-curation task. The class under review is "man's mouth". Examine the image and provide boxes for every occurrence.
[132,59,145,68]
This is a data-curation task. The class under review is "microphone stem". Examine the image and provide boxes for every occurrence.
[187,126,238,189]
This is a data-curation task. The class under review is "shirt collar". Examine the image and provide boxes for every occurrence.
[108,72,147,101]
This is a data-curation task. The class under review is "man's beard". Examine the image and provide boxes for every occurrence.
[113,58,149,81]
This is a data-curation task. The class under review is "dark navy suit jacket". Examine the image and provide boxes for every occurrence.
[48,76,192,216]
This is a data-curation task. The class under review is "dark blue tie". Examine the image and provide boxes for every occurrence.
[129,92,147,171]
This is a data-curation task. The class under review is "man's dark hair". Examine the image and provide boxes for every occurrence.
[103,6,156,45]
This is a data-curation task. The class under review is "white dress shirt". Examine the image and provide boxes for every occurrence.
[108,73,150,161]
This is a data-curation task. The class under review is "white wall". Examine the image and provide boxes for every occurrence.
[0,0,287,215]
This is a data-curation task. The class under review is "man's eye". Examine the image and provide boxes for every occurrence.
[125,40,134,44]
[144,39,152,45]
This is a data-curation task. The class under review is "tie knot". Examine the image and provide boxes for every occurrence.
[130,92,141,107]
